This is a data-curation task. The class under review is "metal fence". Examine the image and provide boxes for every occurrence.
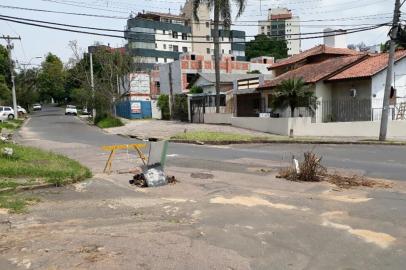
[319,97,406,123]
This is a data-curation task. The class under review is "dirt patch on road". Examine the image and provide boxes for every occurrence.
[210,196,309,211]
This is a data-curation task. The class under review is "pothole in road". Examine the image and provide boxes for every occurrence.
[191,173,214,179]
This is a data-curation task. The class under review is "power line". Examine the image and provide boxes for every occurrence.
[0,4,393,23]
[0,15,386,43]
[0,14,391,38]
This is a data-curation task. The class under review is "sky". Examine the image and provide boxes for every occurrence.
[0,0,401,66]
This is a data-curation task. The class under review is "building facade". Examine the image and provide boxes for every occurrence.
[125,0,246,70]
[258,8,301,56]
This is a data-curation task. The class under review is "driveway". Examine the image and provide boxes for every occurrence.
[0,107,405,270]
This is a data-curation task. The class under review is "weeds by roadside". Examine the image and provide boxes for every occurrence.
[278,151,391,189]
[96,116,124,129]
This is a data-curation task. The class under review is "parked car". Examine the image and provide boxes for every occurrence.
[0,106,15,120]
[32,103,42,111]
[17,105,27,115]
[65,105,78,116]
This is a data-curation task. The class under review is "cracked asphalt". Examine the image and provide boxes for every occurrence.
[0,107,405,270]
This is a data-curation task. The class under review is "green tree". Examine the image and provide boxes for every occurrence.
[37,53,66,103]
[70,88,91,108]
[193,0,247,114]
[270,78,317,117]
[15,68,40,110]
[246,34,288,60]
[0,75,11,104]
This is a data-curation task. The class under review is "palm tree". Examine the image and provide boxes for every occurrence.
[192,0,246,113]
[270,78,317,117]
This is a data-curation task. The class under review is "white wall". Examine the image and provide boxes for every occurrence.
[151,100,162,119]
[204,113,232,124]
[230,116,406,138]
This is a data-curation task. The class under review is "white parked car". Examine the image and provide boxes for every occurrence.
[65,105,78,116]
[0,106,15,120]
[17,106,27,115]
[32,103,42,111]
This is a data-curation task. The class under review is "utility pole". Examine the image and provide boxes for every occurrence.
[379,0,403,141]
[89,52,96,118]
[1,35,21,119]
[168,62,174,119]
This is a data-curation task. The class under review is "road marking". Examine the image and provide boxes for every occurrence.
[322,220,396,248]
[210,196,309,211]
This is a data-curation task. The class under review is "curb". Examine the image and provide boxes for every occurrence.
[0,183,56,194]
[168,139,406,146]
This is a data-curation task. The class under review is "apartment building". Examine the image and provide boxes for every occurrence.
[258,8,301,56]
[125,0,246,70]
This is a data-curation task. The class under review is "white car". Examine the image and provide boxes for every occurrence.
[17,106,27,115]
[33,104,42,111]
[0,106,15,120]
[65,105,78,116]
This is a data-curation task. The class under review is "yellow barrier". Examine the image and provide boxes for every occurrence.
[101,144,147,174]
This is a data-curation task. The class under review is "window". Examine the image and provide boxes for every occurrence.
[261,26,265,30]
[206,22,210,28]
[163,30,166,35]
[182,33,187,40]
[206,35,210,41]
[222,49,224,54]
[191,54,196,60]
[182,47,188,53]
[229,50,232,54]
[206,48,210,54]
[163,44,167,50]
[155,43,158,48]
[173,45,179,52]
[164,58,167,63]
[155,57,159,62]
[172,31,178,38]
[169,44,173,50]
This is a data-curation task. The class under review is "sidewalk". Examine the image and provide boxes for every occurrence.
[105,119,406,145]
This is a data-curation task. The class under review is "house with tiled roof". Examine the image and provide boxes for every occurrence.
[252,47,406,123]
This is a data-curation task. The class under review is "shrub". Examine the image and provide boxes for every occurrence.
[157,94,170,120]
[189,86,203,94]
[96,116,124,128]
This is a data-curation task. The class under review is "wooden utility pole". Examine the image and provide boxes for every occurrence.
[89,52,96,118]
[1,35,21,119]
[168,62,174,119]
[379,0,403,141]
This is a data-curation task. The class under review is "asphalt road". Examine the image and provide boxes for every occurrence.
[21,107,406,180]
[5,106,405,270]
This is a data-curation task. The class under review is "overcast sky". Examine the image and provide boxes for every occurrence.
[0,0,401,66]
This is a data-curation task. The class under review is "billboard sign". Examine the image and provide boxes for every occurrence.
[131,102,141,114]
[129,73,150,94]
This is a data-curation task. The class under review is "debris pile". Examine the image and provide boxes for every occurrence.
[278,151,391,189]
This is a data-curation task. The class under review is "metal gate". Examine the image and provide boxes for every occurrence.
[190,96,206,123]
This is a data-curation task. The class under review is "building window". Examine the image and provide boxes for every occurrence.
[173,45,179,52]
[206,48,210,54]
[163,44,167,50]
[261,26,265,30]
[229,50,232,54]
[155,43,157,48]
[182,47,188,53]
[172,31,178,38]
[169,44,173,50]
[163,30,166,35]
[206,35,210,41]
[164,58,167,63]
[222,49,224,54]
[155,57,159,62]
[182,33,187,40]
[206,22,210,28]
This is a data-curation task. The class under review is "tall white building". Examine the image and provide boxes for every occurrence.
[258,8,301,56]
[323,28,347,48]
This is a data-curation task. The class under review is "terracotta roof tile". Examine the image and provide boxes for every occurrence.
[259,54,366,89]
[327,50,406,81]
[270,45,361,69]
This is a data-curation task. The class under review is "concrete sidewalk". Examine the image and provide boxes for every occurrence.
[106,119,406,144]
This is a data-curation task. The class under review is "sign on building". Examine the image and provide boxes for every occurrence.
[131,102,141,113]
[130,73,150,94]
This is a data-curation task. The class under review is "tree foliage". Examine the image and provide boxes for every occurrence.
[37,53,66,103]
[270,78,317,117]
[15,68,40,110]
[246,34,288,60]
[189,86,204,94]
[157,94,170,120]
